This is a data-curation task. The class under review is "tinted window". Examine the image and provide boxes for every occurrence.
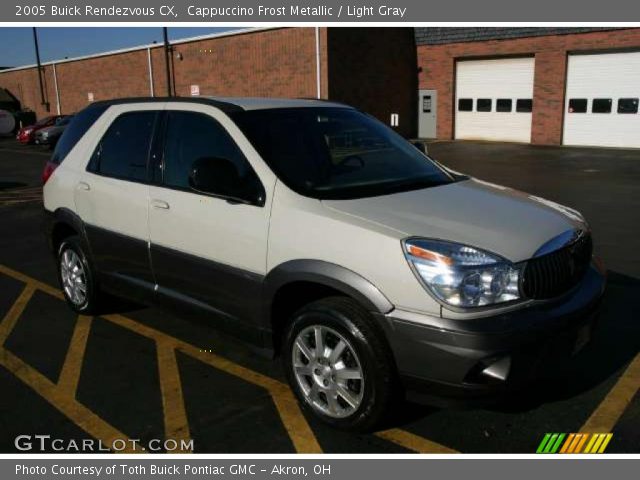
[231,107,454,200]
[496,99,512,112]
[458,99,473,111]
[568,99,588,113]
[90,111,157,182]
[617,98,639,114]
[51,104,108,164]
[592,98,612,114]
[162,111,258,194]
[476,99,492,112]
[516,99,533,112]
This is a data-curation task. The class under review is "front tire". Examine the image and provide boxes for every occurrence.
[282,297,396,431]
[57,236,100,314]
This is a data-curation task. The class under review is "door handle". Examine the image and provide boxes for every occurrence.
[77,181,90,191]
[151,199,170,210]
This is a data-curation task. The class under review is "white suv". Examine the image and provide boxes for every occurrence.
[43,97,605,430]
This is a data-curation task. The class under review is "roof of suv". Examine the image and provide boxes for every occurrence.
[89,96,350,113]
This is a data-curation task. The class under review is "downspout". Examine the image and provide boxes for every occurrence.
[147,48,154,97]
[52,63,61,115]
[315,27,321,99]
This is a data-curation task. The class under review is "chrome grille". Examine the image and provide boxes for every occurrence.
[522,232,592,299]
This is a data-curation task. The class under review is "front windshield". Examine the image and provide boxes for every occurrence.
[231,107,454,199]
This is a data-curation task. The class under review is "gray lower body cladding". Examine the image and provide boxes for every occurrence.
[381,264,605,403]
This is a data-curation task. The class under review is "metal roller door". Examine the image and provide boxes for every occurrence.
[563,51,640,148]
[455,57,534,143]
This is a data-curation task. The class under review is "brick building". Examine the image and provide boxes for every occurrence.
[416,27,640,148]
[1,27,640,147]
[0,27,417,138]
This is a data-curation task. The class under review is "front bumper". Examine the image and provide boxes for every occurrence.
[380,263,605,404]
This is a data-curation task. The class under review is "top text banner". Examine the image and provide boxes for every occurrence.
[4,0,640,22]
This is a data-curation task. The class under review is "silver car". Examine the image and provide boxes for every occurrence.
[35,115,73,147]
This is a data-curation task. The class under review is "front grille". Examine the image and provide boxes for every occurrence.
[522,233,592,300]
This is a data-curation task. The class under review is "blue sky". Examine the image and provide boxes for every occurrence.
[0,27,242,68]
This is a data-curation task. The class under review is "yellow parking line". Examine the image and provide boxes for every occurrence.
[580,353,640,433]
[0,264,63,299]
[0,264,456,455]
[57,315,93,397]
[105,313,323,453]
[0,284,36,345]
[156,338,192,453]
[0,347,138,453]
[376,428,459,453]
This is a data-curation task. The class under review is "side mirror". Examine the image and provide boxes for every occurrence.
[413,141,428,155]
[189,157,263,205]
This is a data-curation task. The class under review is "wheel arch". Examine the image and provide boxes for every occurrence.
[263,260,394,351]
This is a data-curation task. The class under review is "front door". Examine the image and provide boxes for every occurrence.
[148,105,274,327]
[418,89,437,139]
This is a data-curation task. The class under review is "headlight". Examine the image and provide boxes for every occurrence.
[403,238,521,308]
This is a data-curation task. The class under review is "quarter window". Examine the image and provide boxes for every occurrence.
[458,98,473,111]
[162,111,259,195]
[592,98,612,114]
[476,99,492,112]
[496,99,512,112]
[516,99,533,113]
[568,99,588,114]
[89,111,157,182]
[617,98,639,114]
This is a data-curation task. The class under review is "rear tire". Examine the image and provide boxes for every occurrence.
[57,236,101,314]
[282,296,396,432]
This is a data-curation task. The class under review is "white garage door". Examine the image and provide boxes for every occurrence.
[455,57,534,143]
[563,52,640,148]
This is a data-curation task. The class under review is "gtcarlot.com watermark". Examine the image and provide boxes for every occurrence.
[14,435,194,452]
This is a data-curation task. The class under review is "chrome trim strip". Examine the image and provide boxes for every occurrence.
[533,229,584,258]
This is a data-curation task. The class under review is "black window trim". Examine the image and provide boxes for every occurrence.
[86,110,161,186]
[457,98,473,112]
[155,109,266,208]
[516,98,533,113]
[568,98,588,114]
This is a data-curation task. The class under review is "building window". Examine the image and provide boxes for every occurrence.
[516,99,533,113]
[617,98,639,114]
[568,99,588,113]
[458,98,473,111]
[592,98,612,114]
[496,99,512,112]
[476,99,492,112]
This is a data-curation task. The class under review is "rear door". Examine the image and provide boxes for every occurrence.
[74,103,163,288]
[148,104,276,327]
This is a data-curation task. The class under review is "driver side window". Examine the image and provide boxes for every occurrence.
[162,111,257,194]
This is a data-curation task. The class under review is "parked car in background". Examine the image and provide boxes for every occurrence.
[16,115,65,144]
[35,115,74,148]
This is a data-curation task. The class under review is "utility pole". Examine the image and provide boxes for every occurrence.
[32,27,50,112]
[163,27,172,97]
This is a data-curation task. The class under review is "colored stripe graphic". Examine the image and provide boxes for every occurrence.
[537,433,612,454]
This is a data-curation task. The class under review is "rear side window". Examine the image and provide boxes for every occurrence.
[89,111,157,182]
[162,111,256,191]
[617,98,639,114]
[51,104,108,164]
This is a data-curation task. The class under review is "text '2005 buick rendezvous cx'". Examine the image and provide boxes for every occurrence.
[42,97,606,430]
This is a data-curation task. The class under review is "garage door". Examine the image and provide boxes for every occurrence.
[563,51,640,148]
[455,57,534,143]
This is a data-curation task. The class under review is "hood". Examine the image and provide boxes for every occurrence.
[322,178,586,262]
